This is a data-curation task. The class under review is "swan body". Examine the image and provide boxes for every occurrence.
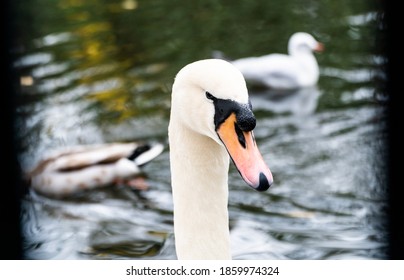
[231,32,324,90]
[168,59,273,259]
[27,142,164,197]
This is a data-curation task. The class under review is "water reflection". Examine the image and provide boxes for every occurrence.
[13,0,387,260]
[249,87,321,116]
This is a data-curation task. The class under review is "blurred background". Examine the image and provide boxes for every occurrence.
[5,0,391,259]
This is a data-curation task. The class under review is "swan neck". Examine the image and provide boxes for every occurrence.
[169,124,231,259]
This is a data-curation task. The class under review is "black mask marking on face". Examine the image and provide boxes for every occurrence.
[205,91,256,132]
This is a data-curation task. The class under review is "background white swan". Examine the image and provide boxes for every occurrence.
[231,32,324,90]
[168,59,273,259]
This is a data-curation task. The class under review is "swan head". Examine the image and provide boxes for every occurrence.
[170,59,273,191]
[288,32,324,56]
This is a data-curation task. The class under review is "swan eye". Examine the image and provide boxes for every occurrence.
[205,91,215,101]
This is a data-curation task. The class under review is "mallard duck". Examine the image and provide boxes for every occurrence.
[27,142,164,197]
[231,32,324,90]
[168,59,273,259]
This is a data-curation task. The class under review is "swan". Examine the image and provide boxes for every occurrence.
[231,32,324,90]
[168,59,273,260]
[27,142,164,197]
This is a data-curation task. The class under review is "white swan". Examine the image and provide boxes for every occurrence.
[231,32,324,90]
[27,142,164,197]
[168,59,273,260]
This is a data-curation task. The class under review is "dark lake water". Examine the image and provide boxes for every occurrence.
[12,0,388,259]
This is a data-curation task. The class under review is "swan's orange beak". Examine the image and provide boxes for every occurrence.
[314,42,324,52]
[217,113,273,191]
